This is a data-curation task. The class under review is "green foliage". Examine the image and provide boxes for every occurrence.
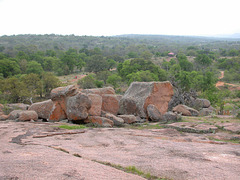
[26,61,43,75]
[78,74,97,89]
[194,54,212,70]
[85,55,108,73]
[127,70,158,85]
[107,74,122,88]
[0,58,21,78]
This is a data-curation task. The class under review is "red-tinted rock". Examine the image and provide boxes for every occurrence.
[51,85,78,101]
[0,114,9,120]
[118,115,138,124]
[81,87,115,96]
[87,94,102,116]
[119,81,174,118]
[173,104,199,116]
[85,116,114,127]
[29,100,54,120]
[103,113,124,126]
[66,93,91,121]
[102,94,120,115]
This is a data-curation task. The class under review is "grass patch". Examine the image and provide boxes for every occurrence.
[58,124,87,130]
[208,137,240,144]
[126,123,164,130]
[93,160,169,180]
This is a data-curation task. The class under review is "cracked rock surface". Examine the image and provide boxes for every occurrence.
[0,121,240,180]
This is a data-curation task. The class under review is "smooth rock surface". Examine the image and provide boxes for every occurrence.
[82,87,115,96]
[0,121,239,180]
[87,94,102,116]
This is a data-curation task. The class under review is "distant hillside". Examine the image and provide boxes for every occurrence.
[0,34,240,55]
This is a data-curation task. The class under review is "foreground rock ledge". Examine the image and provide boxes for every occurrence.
[0,121,239,180]
[119,81,174,118]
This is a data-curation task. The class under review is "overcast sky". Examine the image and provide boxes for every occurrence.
[0,0,239,36]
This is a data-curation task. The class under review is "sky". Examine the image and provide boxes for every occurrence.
[0,0,240,36]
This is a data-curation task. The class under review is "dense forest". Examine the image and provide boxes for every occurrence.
[0,34,240,113]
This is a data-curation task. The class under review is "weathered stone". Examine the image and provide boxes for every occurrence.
[87,94,102,116]
[29,100,54,120]
[18,111,38,121]
[81,87,115,96]
[66,93,91,121]
[104,113,124,126]
[199,108,214,116]
[7,103,29,110]
[49,101,67,122]
[0,104,4,113]
[193,98,211,109]
[118,115,138,124]
[8,110,23,120]
[85,116,114,127]
[173,104,199,116]
[217,123,240,134]
[8,110,38,121]
[0,114,9,120]
[102,94,120,115]
[119,81,174,118]
[147,104,163,122]
[163,111,181,122]
[51,85,78,101]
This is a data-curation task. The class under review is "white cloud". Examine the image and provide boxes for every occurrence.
[0,0,239,36]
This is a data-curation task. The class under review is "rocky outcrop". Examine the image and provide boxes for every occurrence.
[87,94,102,116]
[173,104,199,116]
[118,115,138,124]
[81,87,115,96]
[8,110,38,121]
[84,116,114,127]
[66,93,91,121]
[199,108,214,116]
[193,98,211,109]
[29,100,54,120]
[147,104,163,122]
[119,81,174,118]
[103,113,124,126]
[163,111,181,122]
[51,85,78,101]
[102,94,120,115]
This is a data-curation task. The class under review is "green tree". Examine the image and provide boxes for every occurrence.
[107,74,122,88]
[26,61,43,75]
[0,58,21,78]
[85,55,108,73]
[78,74,97,89]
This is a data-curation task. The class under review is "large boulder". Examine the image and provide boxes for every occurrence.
[8,110,38,121]
[49,85,79,121]
[147,104,163,122]
[84,116,114,127]
[102,94,120,115]
[193,98,211,109]
[51,85,78,101]
[0,114,9,120]
[66,93,91,121]
[173,104,199,116]
[119,81,174,118]
[81,87,115,96]
[87,94,102,116]
[29,100,54,120]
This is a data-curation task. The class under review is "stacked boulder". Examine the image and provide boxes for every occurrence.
[172,98,215,117]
